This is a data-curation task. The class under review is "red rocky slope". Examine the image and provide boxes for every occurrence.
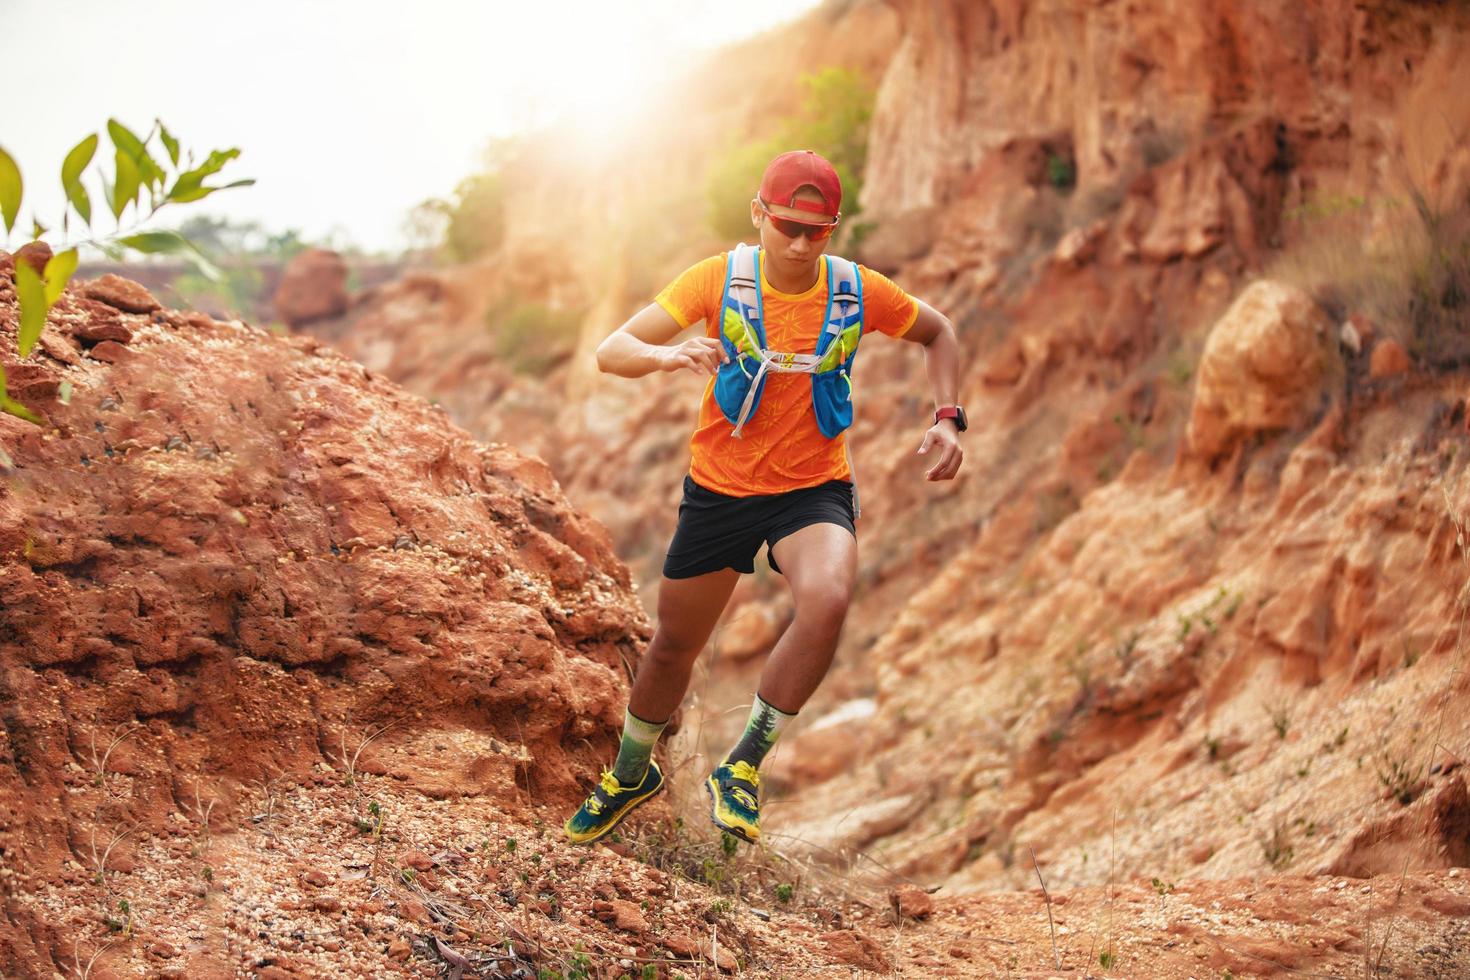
[0,260,655,974]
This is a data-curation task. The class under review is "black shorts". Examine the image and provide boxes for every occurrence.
[662,475,857,579]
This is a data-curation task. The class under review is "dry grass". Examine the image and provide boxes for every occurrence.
[86,725,141,792]
[1268,188,1470,367]
[329,718,398,787]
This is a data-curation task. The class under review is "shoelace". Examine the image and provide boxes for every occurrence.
[722,761,761,810]
[728,760,760,788]
[586,769,622,816]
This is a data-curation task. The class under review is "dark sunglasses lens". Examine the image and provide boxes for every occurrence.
[773,215,835,240]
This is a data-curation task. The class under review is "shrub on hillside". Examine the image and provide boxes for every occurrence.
[407,138,519,265]
[485,299,582,375]
[1269,188,1470,367]
[440,172,506,263]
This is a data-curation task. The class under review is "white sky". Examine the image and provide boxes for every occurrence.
[2,0,822,254]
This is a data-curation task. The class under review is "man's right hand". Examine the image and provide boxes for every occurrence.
[659,337,730,376]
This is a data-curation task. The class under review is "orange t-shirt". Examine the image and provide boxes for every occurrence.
[655,252,919,497]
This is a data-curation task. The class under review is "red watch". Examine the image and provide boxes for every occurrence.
[934,406,968,432]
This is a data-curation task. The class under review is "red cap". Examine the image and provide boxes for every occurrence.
[758,150,842,218]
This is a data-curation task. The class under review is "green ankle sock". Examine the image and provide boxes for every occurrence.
[724,694,797,770]
[612,708,667,785]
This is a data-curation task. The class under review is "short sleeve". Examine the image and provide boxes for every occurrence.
[859,265,920,339]
[654,254,726,332]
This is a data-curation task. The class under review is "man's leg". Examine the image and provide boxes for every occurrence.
[757,522,858,713]
[613,566,742,782]
[708,522,856,842]
[628,567,742,723]
[565,567,739,843]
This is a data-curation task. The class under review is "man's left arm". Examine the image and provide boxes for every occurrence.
[898,298,964,482]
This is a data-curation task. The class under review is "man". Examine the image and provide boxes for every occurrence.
[565,149,964,846]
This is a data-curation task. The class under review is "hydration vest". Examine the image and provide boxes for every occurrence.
[712,243,865,440]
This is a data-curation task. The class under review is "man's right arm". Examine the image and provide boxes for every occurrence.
[596,303,729,379]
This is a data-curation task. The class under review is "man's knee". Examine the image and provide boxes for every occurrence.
[644,627,707,668]
[793,582,853,631]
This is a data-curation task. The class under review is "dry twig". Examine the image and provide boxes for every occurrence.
[1030,845,1062,970]
[87,725,142,790]
[72,938,117,979]
[88,825,138,893]
[344,719,398,785]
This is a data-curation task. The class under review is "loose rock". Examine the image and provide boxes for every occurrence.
[84,273,161,313]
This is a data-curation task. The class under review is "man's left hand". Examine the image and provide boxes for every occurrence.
[916,422,964,481]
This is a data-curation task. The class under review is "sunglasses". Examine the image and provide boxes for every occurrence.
[758,200,839,241]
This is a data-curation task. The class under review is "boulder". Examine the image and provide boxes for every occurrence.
[84,273,160,314]
[273,248,349,327]
[1185,280,1333,463]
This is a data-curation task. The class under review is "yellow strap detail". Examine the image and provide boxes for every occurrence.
[816,323,862,373]
[722,307,761,359]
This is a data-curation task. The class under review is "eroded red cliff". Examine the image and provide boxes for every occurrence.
[5,0,1470,975]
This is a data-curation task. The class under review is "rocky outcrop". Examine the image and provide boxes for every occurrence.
[761,2,1470,881]
[783,371,1470,892]
[861,0,1470,256]
[0,270,650,972]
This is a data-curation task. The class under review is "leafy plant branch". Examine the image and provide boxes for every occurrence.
[0,118,252,424]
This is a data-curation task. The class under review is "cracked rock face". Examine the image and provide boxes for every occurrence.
[0,270,649,969]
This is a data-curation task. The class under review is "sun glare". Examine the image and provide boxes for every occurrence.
[503,17,703,151]
[2,0,821,251]
[512,54,678,148]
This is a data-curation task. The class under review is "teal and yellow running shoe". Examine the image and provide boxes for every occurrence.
[705,760,762,844]
[563,761,663,844]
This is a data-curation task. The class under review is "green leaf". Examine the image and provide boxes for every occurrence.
[166,185,218,204]
[14,258,50,358]
[115,230,180,252]
[66,183,93,227]
[169,177,257,206]
[157,121,180,166]
[58,379,73,405]
[0,145,20,235]
[61,134,97,185]
[117,230,222,282]
[139,153,165,193]
[0,395,43,425]
[43,248,79,306]
[108,119,163,192]
[167,148,241,202]
[112,150,140,219]
[61,134,98,226]
[107,118,147,160]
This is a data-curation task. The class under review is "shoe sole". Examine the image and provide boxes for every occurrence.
[564,775,665,845]
[704,774,759,844]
